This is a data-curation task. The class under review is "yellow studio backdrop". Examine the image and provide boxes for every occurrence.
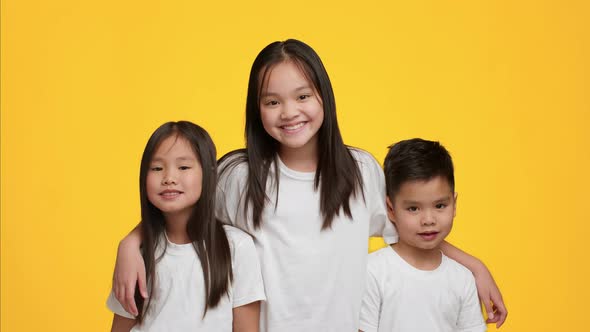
[1,0,589,331]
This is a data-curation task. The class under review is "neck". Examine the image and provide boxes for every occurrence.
[278,141,319,172]
[163,210,191,244]
[391,242,442,271]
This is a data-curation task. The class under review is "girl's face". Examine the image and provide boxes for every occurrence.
[259,61,324,157]
[146,135,202,221]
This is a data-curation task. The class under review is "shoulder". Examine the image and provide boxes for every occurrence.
[218,149,249,187]
[217,149,248,172]
[348,147,380,167]
[367,247,393,274]
[223,225,256,250]
[347,147,385,190]
[442,254,476,281]
[348,147,382,176]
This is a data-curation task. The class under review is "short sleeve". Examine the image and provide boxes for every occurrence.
[358,150,398,244]
[216,158,248,228]
[106,291,136,319]
[358,262,382,332]
[457,274,487,332]
[230,230,266,307]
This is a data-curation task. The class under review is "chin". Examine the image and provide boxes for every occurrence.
[419,243,442,250]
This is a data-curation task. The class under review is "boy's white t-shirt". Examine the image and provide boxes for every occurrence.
[359,246,487,332]
[107,226,265,332]
[216,149,398,332]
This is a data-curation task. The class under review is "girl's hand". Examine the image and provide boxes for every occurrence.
[474,264,508,328]
[112,239,147,316]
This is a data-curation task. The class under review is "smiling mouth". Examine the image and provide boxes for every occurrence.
[159,190,183,198]
[281,122,306,131]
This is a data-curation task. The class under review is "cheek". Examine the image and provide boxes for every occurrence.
[393,216,411,232]
[146,174,159,200]
[259,109,278,138]
[189,172,203,196]
[443,212,455,227]
[313,98,324,117]
[259,109,273,127]
[315,110,324,127]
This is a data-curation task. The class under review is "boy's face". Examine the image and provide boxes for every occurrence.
[387,176,457,251]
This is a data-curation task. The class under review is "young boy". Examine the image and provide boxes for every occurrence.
[359,138,487,332]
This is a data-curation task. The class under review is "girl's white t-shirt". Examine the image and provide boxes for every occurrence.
[107,226,265,331]
[216,149,398,332]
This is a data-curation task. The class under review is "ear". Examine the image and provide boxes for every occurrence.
[453,192,458,218]
[386,196,396,224]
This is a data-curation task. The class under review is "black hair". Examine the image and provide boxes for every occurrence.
[384,138,455,199]
[136,121,232,322]
[219,39,364,229]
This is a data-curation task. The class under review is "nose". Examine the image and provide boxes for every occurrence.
[421,210,436,226]
[162,170,177,185]
[280,101,300,120]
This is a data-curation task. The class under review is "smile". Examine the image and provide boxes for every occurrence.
[280,122,306,133]
[159,190,183,199]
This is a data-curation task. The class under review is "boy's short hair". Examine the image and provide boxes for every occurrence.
[384,138,455,199]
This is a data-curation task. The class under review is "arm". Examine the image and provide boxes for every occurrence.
[112,224,147,316]
[456,271,487,332]
[110,314,136,332]
[358,259,381,332]
[233,301,260,332]
[440,241,508,328]
[364,151,399,244]
[228,230,265,331]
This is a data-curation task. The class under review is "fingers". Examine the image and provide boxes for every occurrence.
[138,270,148,299]
[489,286,507,328]
[483,302,508,329]
[114,281,124,309]
[125,280,139,316]
[493,299,508,328]
[485,304,499,324]
[480,293,495,323]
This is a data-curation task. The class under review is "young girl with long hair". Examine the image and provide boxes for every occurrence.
[107,121,265,332]
[113,41,507,331]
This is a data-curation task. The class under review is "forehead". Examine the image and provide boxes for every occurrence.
[394,176,453,202]
[152,135,196,159]
[259,61,313,92]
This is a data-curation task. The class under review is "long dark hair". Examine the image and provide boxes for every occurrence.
[136,121,232,322]
[219,39,364,229]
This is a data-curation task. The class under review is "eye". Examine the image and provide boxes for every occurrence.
[435,203,447,209]
[179,166,191,170]
[264,100,279,106]
[407,206,418,212]
[298,94,311,101]
[150,166,163,171]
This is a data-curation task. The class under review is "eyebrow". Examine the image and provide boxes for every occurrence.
[401,196,451,205]
[151,156,197,162]
[260,86,314,98]
[433,196,451,203]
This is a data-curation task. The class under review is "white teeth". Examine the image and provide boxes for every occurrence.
[282,122,305,130]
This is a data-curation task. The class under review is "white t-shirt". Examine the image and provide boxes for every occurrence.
[359,246,487,332]
[107,226,265,332]
[216,149,398,332]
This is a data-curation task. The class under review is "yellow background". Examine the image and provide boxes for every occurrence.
[2,0,589,331]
